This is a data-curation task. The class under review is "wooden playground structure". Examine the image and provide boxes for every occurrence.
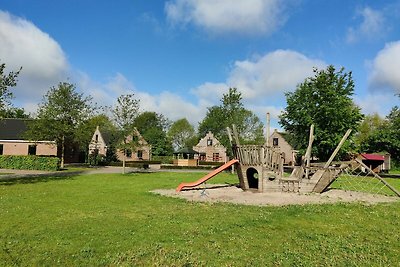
[226,124,400,197]
[177,120,399,198]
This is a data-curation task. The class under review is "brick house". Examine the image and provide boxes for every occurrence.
[88,126,151,161]
[193,131,227,162]
[0,118,57,156]
[267,129,297,166]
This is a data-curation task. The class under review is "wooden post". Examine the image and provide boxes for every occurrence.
[232,124,240,145]
[324,129,352,169]
[226,127,234,145]
[305,124,314,179]
[266,112,270,146]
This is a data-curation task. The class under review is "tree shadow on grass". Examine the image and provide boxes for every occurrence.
[0,171,84,186]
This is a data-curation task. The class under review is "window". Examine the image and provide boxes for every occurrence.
[95,134,99,141]
[207,138,213,146]
[28,145,37,155]
[126,149,132,158]
[273,138,279,146]
[137,150,143,159]
[213,153,219,161]
[0,144,3,155]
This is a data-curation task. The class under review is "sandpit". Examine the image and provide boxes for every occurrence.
[152,184,399,206]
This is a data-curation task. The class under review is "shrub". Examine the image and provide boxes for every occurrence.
[0,155,60,171]
[198,161,224,167]
[109,161,162,169]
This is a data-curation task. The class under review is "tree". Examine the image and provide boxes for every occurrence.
[198,88,264,153]
[167,118,196,151]
[1,107,30,118]
[360,107,400,164]
[0,62,22,117]
[26,82,95,168]
[279,65,364,161]
[76,113,118,163]
[111,94,140,173]
[354,113,386,150]
[133,111,173,156]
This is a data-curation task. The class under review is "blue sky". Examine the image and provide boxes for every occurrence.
[1,0,400,129]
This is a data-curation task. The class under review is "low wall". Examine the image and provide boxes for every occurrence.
[173,159,198,167]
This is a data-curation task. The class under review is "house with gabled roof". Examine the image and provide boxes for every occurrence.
[193,131,227,162]
[0,118,57,156]
[267,129,297,166]
[88,126,151,161]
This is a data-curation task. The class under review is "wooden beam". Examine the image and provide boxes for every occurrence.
[324,129,352,168]
[232,124,240,146]
[305,124,314,179]
[266,112,270,145]
[226,127,233,145]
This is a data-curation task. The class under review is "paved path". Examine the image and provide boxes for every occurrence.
[0,166,213,181]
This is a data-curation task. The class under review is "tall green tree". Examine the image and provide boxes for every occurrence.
[26,82,95,168]
[279,65,364,161]
[134,111,173,156]
[1,107,30,118]
[0,62,21,117]
[360,107,400,164]
[111,94,140,173]
[354,113,386,150]
[76,113,118,162]
[198,88,264,152]
[168,118,196,151]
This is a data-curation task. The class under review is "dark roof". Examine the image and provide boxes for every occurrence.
[0,118,31,140]
[99,129,112,145]
[361,154,385,161]
[173,147,200,155]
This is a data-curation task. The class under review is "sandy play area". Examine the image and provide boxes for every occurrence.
[152,184,399,206]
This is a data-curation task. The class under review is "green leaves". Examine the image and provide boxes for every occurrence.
[279,65,364,161]
[359,106,400,163]
[25,82,96,167]
[167,118,196,151]
[198,88,264,153]
[133,112,173,156]
[0,155,60,171]
[0,61,22,117]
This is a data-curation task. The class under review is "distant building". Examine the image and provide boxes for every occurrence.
[173,147,199,167]
[267,129,297,166]
[0,118,57,157]
[193,131,227,162]
[88,126,151,161]
[358,153,390,173]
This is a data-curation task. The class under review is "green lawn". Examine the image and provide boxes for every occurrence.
[1,171,399,266]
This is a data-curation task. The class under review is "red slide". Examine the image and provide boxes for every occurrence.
[176,159,239,192]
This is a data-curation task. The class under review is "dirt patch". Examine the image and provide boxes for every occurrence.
[152,184,399,206]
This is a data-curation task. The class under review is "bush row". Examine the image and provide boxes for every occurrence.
[161,165,218,170]
[0,155,60,171]
[198,161,224,167]
[109,161,162,169]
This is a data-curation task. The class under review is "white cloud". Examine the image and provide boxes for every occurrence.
[0,10,69,112]
[368,41,400,93]
[355,93,399,116]
[346,7,385,43]
[192,50,326,103]
[77,72,206,126]
[165,0,287,35]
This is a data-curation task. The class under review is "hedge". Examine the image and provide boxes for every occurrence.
[0,155,60,171]
[109,161,162,169]
[198,161,224,167]
[160,165,218,170]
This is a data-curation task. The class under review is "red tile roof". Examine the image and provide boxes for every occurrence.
[360,154,384,161]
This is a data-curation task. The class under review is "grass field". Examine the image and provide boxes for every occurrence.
[1,171,399,266]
